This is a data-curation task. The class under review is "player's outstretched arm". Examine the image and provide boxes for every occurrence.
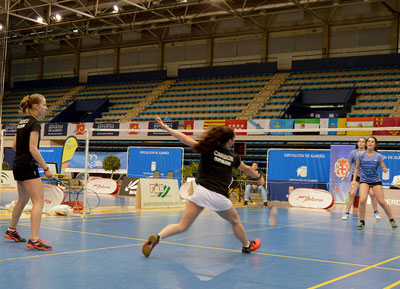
[155,116,198,148]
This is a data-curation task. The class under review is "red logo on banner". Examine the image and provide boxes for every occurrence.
[334,158,348,178]
[129,123,139,135]
[184,120,194,135]
[226,120,247,135]
[76,124,85,135]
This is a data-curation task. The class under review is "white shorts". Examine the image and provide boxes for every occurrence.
[188,184,232,212]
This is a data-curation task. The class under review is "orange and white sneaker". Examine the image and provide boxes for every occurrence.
[4,229,26,242]
[142,234,160,257]
[26,238,52,251]
[242,238,261,253]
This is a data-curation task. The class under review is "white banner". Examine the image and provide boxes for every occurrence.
[135,178,182,209]
[67,122,94,136]
[1,170,17,190]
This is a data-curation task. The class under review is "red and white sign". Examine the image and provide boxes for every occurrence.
[87,177,118,194]
[289,188,334,209]
[27,184,65,212]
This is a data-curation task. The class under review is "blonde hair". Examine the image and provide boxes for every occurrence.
[19,94,44,114]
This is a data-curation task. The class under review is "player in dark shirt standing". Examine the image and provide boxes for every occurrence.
[4,94,54,250]
[142,116,264,257]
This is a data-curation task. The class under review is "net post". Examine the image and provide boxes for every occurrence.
[82,128,90,218]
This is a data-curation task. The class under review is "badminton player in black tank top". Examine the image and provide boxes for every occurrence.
[142,116,265,257]
[4,94,53,250]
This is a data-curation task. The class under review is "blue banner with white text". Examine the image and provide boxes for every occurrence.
[267,149,330,201]
[127,147,183,186]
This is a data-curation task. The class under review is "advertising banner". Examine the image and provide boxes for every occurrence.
[267,149,330,201]
[329,145,354,203]
[92,123,120,136]
[135,178,181,209]
[43,123,68,136]
[148,121,179,136]
[127,147,183,186]
[67,151,127,173]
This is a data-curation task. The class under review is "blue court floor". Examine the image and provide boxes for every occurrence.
[1,191,399,289]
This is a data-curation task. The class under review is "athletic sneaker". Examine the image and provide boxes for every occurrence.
[391,220,397,229]
[242,238,261,253]
[263,202,268,208]
[142,234,160,257]
[26,238,52,251]
[341,213,350,220]
[356,222,365,230]
[243,201,248,207]
[4,229,26,242]
[374,211,381,220]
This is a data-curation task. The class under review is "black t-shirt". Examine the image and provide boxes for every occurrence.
[14,115,41,166]
[196,147,241,198]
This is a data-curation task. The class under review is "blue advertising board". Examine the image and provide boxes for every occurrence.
[380,151,400,187]
[127,147,183,186]
[68,151,127,172]
[268,149,330,183]
[267,149,330,201]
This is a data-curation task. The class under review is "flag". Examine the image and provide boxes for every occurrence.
[269,119,294,135]
[247,119,270,135]
[194,120,205,136]
[337,118,347,135]
[346,117,374,135]
[374,117,400,135]
[61,136,78,174]
[203,120,226,130]
[184,120,194,135]
[226,120,247,135]
[294,118,320,135]
[320,118,329,135]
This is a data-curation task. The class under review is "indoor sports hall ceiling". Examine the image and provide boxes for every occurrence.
[0,0,398,55]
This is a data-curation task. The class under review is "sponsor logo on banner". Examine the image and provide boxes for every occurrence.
[1,171,17,190]
[135,178,181,209]
[289,188,334,209]
[120,178,140,196]
[44,123,68,136]
[76,124,85,135]
[92,123,120,136]
[334,157,348,178]
[297,166,307,177]
[2,124,17,136]
[184,120,194,135]
[129,123,139,135]
[149,182,171,198]
[148,121,179,136]
[226,120,247,135]
[87,177,118,194]
[67,151,127,173]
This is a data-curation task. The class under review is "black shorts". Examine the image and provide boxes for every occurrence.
[13,163,40,181]
[351,175,361,182]
[359,181,382,187]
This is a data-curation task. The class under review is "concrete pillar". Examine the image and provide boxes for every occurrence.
[114,47,120,74]
[261,31,268,61]
[322,24,330,58]
[158,42,164,70]
[207,37,214,66]
[74,51,80,80]
[392,19,399,53]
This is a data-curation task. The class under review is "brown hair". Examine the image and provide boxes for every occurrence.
[367,136,379,152]
[193,126,235,154]
[19,94,44,114]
